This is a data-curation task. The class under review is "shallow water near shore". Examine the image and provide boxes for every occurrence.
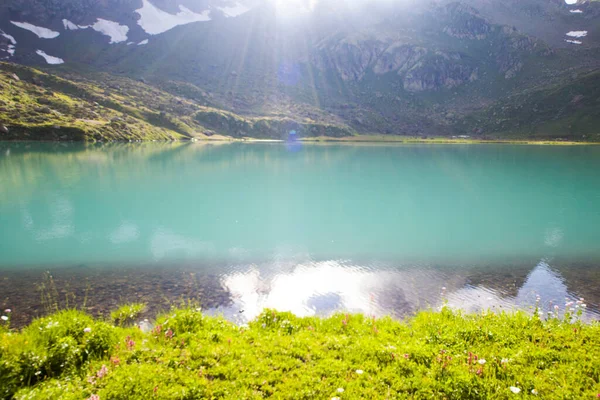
[1,141,600,325]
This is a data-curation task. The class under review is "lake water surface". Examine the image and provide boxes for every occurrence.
[1,142,599,325]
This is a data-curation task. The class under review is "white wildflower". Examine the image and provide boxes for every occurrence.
[478,359,486,365]
[531,389,538,395]
[337,388,344,393]
[510,386,521,394]
[356,369,364,374]
[0,316,8,321]
[84,327,92,333]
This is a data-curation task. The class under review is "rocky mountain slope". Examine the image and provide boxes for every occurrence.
[0,0,599,140]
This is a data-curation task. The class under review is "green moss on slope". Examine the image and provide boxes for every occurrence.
[0,62,355,142]
[0,63,186,141]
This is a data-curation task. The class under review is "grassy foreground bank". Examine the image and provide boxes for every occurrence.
[1,306,599,399]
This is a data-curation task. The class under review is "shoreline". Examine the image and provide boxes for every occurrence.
[2,135,600,146]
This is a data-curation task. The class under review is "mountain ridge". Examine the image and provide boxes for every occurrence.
[0,0,599,140]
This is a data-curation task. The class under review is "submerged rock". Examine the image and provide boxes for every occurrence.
[0,124,8,134]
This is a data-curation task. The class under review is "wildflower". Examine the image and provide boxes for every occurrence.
[501,358,509,364]
[331,398,340,400]
[337,388,344,393]
[478,359,486,365]
[356,369,364,374]
[84,327,92,333]
[88,395,100,400]
[531,389,538,395]
[510,386,521,394]
[165,329,174,339]
[125,336,135,350]
[0,316,7,321]
[404,354,410,359]
[96,365,108,379]
[110,356,120,366]
[4,309,10,313]
[554,305,559,310]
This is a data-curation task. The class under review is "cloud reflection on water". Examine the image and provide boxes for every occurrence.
[216,259,598,323]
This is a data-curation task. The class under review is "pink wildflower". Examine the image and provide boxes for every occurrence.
[96,365,108,379]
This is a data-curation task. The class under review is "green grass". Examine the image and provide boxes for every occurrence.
[110,304,146,328]
[1,305,599,399]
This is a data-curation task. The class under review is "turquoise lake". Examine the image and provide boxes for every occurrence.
[1,142,599,324]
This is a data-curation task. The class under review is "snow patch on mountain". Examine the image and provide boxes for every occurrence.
[91,19,129,43]
[565,39,582,44]
[569,9,583,13]
[138,39,149,45]
[136,0,211,35]
[219,3,251,17]
[566,31,587,38]
[1,30,16,56]
[62,19,80,30]
[10,21,60,39]
[1,31,17,45]
[36,50,64,64]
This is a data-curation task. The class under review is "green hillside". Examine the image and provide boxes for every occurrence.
[0,63,354,141]
[457,69,600,141]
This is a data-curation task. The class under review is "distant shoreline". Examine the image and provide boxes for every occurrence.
[238,135,600,145]
[2,135,600,146]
